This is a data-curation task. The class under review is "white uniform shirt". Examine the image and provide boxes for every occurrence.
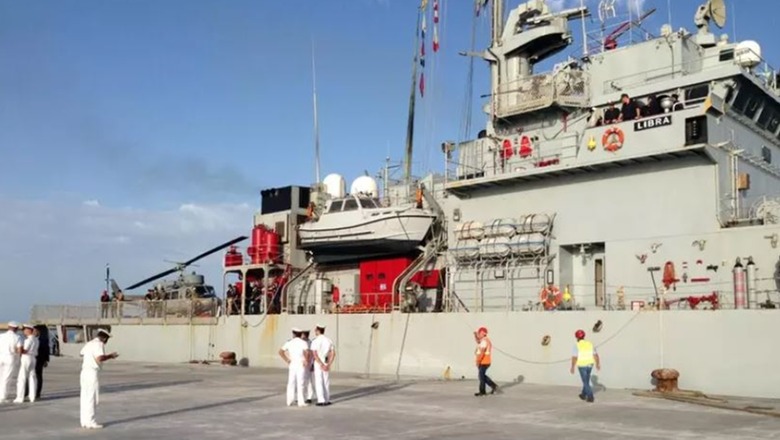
[0,330,22,360]
[22,336,39,359]
[281,337,308,366]
[310,335,334,364]
[80,338,106,371]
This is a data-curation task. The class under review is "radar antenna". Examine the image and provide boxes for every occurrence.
[694,0,727,33]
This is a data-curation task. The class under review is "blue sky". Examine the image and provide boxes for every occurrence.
[1,0,777,321]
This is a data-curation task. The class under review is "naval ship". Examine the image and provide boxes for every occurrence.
[32,0,780,399]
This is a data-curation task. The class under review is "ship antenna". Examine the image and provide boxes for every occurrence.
[580,0,588,57]
[667,0,673,29]
[311,37,321,185]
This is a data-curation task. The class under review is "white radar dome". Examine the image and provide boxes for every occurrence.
[350,176,379,197]
[322,173,346,199]
[735,41,761,68]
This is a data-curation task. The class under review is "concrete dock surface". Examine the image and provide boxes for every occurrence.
[1,358,779,440]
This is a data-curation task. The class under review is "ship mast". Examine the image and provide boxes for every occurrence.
[403,6,423,189]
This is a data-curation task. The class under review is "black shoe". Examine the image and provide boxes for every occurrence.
[305,399,312,404]
[490,386,502,395]
[474,392,487,396]
[579,394,586,401]
[586,396,594,403]
[316,403,326,407]
[325,402,332,406]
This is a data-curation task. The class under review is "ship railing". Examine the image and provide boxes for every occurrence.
[30,299,219,326]
[447,136,577,182]
[602,48,778,96]
[495,70,590,118]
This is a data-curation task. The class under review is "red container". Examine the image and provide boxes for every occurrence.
[263,229,280,263]
[224,245,243,267]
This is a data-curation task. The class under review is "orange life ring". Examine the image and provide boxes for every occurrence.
[601,126,624,152]
[540,285,562,310]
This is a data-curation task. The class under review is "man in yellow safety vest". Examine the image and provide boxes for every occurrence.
[570,329,600,403]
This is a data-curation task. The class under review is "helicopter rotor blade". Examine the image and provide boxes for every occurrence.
[123,268,179,291]
[183,236,248,266]
[121,235,248,291]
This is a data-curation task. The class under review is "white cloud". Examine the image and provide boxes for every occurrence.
[82,199,100,207]
[0,196,255,321]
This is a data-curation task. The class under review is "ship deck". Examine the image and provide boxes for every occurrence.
[2,358,779,439]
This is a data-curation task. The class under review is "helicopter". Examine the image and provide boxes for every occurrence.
[109,236,247,317]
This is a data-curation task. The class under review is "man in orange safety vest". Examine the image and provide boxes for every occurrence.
[473,327,500,396]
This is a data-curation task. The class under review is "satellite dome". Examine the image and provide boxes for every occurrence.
[735,41,761,68]
[322,173,346,199]
[350,176,379,197]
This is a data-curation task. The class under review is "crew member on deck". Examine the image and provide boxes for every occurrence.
[603,101,620,124]
[79,329,118,429]
[570,329,600,403]
[0,322,22,403]
[618,93,641,121]
[26,325,50,401]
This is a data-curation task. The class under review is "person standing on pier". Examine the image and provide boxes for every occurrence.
[301,330,314,404]
[0,322,23,403]
[310,324,334,406]
[278,328,310,407]
[570,329,600,403]
[79,329,119,429]
[13,324,39,403]
[473,327,499,396]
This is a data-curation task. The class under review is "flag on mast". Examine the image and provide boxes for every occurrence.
[432,0,440,52]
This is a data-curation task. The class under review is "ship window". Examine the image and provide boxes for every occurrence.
[744,95,762,119]
[358,198,377,209]
[686,84,709,102]
[343,199,359,211]
[731,82,759,114]
[762,146,772,164]
[768,109,780,134]
[327,200,343,213]
[756,102,772,129]
[719,48,734,61]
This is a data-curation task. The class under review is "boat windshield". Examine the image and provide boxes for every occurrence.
[358,197,379,209]
[343,198,359,211]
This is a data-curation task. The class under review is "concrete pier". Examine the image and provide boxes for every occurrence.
[1,358,779,439]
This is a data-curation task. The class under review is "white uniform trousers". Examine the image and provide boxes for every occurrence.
[286,364,305,406]
[0,357,15,402]
[304,364,314,401]
[80,369,100,426]
[14,356,36,403]
[313,363,330,404]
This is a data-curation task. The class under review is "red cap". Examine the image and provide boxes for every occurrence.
[477,327,488,334]
[575,329,585,339]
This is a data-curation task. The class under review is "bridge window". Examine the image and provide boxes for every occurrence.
[327,200,344,213]
[731,82,759,114]
[343,199,359,211]
[744,95,762,119]
[762,146,772,164]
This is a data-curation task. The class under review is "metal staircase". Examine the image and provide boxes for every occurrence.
[281,262,315,314]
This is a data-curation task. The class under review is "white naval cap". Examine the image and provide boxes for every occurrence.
[23,324,34,330]
[316,324,326,329]
[291,327,302,333]
[97,329,112,337]
[7,321,20,328]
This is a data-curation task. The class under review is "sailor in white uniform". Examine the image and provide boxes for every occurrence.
[79,329,118,429]
[302,330,314,404]
[310,324,335,406]
[14,324,39,403]
[278,327,310,407]
[0,321,22,403]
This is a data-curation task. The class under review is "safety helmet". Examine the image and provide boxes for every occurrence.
[477,327,488,335]
[575,329,585,339]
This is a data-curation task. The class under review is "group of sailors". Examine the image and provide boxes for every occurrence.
[226,283,282,316]
[278,325,335,407]
[0,321,50,404]
[590,92,685,127]
[99,290,125,318]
